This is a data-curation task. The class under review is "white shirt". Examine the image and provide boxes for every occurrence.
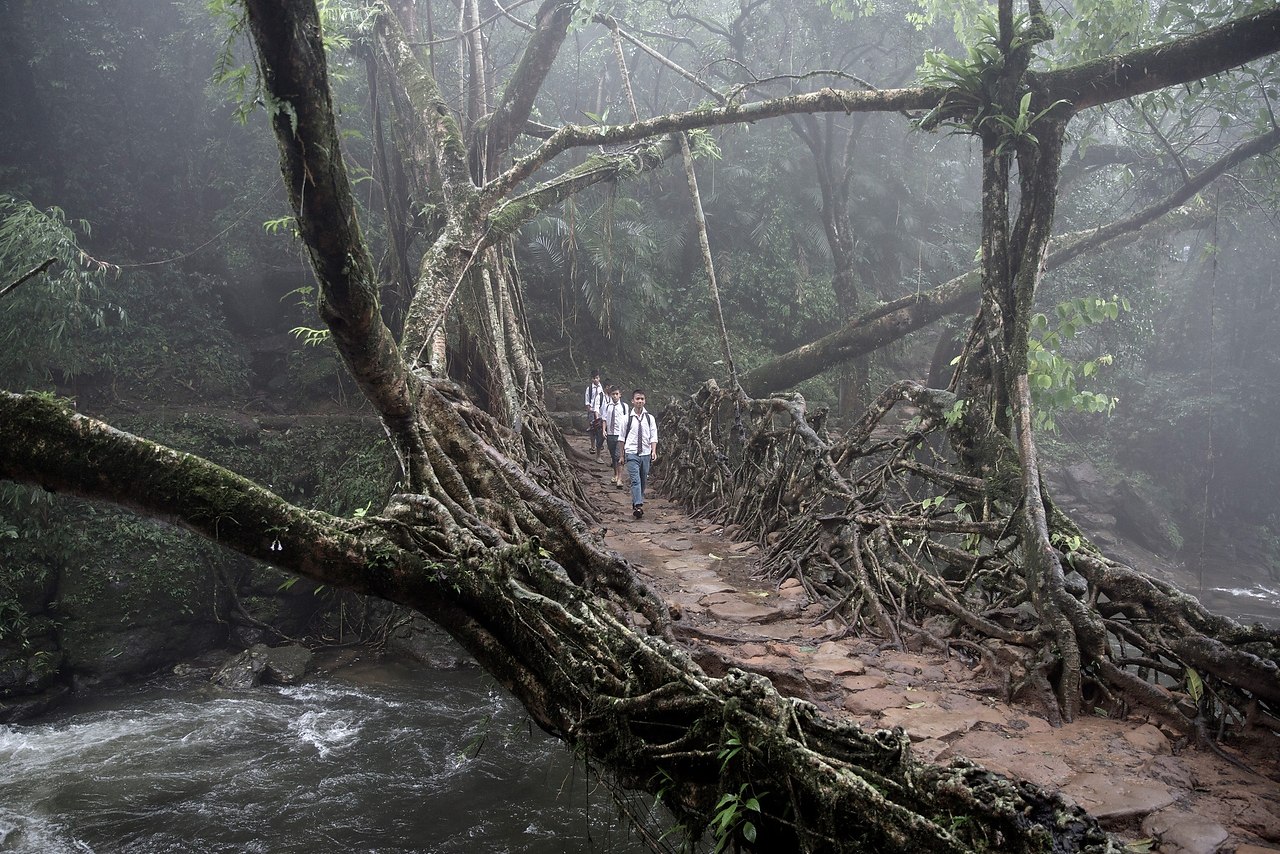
[621,410,657,456]
[584,382,605,414]
[602,400,630,435]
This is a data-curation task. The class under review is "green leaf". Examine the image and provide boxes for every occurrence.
[1185,667,1204,704]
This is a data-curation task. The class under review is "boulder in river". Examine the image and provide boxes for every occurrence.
[210,643,312,689]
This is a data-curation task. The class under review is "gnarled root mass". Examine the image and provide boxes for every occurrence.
[374,379,1118,852]
[0,386,1114,852]
[660,379,1280,741]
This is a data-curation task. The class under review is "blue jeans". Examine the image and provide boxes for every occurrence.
[606,435,621,469]
[625,452,651,507]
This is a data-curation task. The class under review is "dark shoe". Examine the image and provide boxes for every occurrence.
[633,504,644,519]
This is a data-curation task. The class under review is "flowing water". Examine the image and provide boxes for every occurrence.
[0,656,663,853]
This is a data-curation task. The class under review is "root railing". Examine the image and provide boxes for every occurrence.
[660,379,1280,740]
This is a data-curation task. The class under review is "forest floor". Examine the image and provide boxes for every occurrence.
[571,437,1280,854]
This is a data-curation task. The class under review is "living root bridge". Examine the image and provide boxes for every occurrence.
[1,388,1110,852]
[661,380,1280,738]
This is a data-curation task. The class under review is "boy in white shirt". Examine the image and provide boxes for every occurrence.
[601,386,630,487]
[618,389,657,519]
[583,371,606,455]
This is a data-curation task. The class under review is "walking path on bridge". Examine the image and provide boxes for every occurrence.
[572,436,1280,854]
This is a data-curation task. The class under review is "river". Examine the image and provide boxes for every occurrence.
[0,655,667,853]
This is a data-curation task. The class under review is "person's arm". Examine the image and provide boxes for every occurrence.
[649,416,658,460]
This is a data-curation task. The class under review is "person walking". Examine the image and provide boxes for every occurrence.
[583,371,606,455]
[618,389,657,519]
[601,386,630,487]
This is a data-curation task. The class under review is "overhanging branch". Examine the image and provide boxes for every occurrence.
[741,125,1280,395]
[0,257,57,301]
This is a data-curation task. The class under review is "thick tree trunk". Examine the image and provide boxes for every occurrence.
[791,112,869,417]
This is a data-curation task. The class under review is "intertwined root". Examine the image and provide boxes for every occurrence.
[660,379,1280,738]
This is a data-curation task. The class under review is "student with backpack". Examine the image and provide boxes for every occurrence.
[618,389,657,519]
[583,371,606,455]
[601,386,630,487]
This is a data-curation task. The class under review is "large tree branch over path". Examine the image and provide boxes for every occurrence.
[740,125,1280,396]
[1038,7,1280,110]
[481,8,1280,204]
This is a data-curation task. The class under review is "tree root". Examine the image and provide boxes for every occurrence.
[661,379,1280,745]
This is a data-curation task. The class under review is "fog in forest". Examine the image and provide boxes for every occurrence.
[4,2,1280,852]
[6,1,1276,621]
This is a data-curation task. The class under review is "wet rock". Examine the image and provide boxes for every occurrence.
[383,614,476,669]
[1123,723,1171,754]
[739,655,813,699]
[1063,461,1110,505]
[775,584,808,602]
[0,684,70,723]
[843,687,911,716]
[1141,755,1194,790]
[938,694,1011,723]
[805,641,868,678]
[262,644,312,685]
[840,673,890,692]
[942,659,978,682]
[688,582,737,595]
[704,598,775,622]
[655,538,694,551]
[877,652,949,684]
[667,591,708,616]
[1141,811,1228,854]
[1002,715,1053,733]
[211,643,313,688]
[1112,479,1179,556]
[880,705,979,741]
[913,738,950,763]
[1063,770,1176,821]
[941,729,1077,789]
[211,644,270,689]
[750,624,802,641]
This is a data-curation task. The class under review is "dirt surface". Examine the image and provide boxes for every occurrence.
[575,439,1280,854]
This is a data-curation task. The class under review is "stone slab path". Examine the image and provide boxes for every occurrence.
[574,438,1280,854]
